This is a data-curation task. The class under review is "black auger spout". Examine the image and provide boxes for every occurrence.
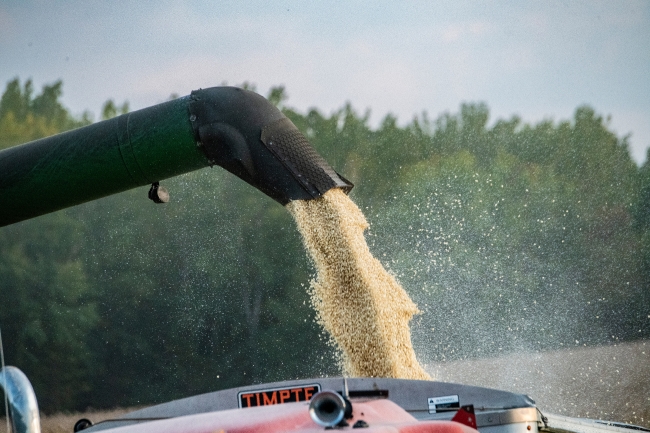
[0,86,353,227]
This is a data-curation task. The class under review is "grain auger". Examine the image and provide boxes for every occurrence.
[0,86,353,227]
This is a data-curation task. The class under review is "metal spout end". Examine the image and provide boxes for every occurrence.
[189,87,353,205]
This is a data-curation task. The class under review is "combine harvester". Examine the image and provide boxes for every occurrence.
[0,87,644,433]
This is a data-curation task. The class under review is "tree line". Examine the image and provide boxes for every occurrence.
[0,78,648,413]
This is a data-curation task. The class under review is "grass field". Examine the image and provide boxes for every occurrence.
[429,339,649,428]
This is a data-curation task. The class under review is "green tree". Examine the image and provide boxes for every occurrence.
[369,104,645,362]
[0,78,97,411]
[101,99,129,120]
[634,149,650,298]
[0,78,91,150]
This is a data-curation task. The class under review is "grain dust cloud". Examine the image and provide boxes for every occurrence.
[287,188,430,380]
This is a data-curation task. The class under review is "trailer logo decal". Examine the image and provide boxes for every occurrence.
[428,395,460,414]
[238,384,321,408]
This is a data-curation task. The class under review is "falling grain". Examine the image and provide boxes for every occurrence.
[287,188,430,380]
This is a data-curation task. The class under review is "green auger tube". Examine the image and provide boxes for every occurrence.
[0,86,353,227]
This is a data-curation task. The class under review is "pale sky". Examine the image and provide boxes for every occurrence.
[2,0,649,163]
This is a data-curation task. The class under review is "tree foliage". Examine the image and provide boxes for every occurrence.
[0,79,648,412]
